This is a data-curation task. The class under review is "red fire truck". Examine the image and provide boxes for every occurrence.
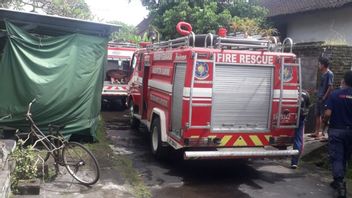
[102,42,137,108]
[127,25,302,160]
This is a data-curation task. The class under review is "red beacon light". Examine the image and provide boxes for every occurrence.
[218,27,227,37]
[139,42,152,48]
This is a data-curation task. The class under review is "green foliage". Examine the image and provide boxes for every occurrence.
[141,0,273,40]
[232,17,277,37]
[0,0,13,8]
[87,116,151,198]
[0,0,93,20]
[191,2,233,35]
[10,141,38,192]
[109,20,150,43]
[224,0,268,19]
[44,0,93,20]
[109,21,136,42]
[129,33,150,43]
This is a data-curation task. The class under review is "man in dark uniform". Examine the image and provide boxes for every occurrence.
[323,71,352,198]
[291,90,311,169]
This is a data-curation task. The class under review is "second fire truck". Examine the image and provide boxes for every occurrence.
[128,23,302,160]
[102,42,137,108]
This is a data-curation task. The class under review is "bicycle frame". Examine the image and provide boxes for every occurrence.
[19,99,101,185]
[24,99,65,162]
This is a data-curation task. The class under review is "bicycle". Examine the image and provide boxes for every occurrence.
[0,114,12,121]
[17,99,100,185]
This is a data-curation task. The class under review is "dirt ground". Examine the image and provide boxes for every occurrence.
[12,108,348,198]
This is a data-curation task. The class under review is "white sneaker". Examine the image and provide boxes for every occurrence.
[291,164,298,169]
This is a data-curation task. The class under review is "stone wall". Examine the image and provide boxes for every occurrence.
[294,43,352,89]
[0,140,16,198]
[293,43,352,133]
[329,46,352,87]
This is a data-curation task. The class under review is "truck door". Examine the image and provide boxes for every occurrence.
[129,53,142,112]
[137,54,150,118]
[140,54,150,119]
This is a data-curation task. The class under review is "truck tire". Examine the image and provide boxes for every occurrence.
[150,117,168,160]
[121,97,127,110]
[129,101,140,129]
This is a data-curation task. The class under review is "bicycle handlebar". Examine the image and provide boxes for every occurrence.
[26,98,37,118]
[0,114,11,121]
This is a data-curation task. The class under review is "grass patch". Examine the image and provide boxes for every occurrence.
[302,144,352,179]
[111,155,151,198]
[87,115,151,198]
[347,164,352,179]
[302,144,330,169]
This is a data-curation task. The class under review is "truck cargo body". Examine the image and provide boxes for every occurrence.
[128,37,301,160]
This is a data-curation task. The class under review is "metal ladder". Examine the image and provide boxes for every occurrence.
[146,32,279,52]
[276,57,302,128]
[187,53,215,129]
[215,37,271,50]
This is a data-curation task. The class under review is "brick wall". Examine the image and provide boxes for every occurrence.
[329,46,352,87]
[293,43,352,133]
[294,43,352,89]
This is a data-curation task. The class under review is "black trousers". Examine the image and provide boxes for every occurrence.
[328,128,352,181]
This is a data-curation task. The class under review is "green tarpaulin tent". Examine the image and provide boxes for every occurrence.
[0,21,108,140]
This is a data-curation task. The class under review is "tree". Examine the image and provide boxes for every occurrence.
[108,21,150,43]
[0,0,15,8]
[0,0,93,20]
[140,0,273,40]
[44,0,93,20]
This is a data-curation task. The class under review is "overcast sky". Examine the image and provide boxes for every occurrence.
[85,0,149,26]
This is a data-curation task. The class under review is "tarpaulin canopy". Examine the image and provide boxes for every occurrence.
[0,21,108,140]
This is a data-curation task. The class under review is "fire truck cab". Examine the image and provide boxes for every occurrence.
[128,32,302,160]
[102,42,137,108]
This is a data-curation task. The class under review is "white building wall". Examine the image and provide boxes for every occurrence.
[287,6,352,45]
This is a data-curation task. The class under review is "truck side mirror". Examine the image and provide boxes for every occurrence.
[131,55,137,69]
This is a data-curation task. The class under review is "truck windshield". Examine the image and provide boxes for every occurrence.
[105,60,131,83]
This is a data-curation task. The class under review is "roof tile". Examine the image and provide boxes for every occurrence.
[261,0,352,17]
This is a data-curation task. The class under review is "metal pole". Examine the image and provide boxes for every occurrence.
[188,53,198,128]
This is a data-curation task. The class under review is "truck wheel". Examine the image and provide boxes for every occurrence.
[150,117,168,160]
[129,101,140,129]
[121,97,127,110]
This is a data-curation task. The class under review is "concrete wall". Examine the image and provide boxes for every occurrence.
[286,6,352,45]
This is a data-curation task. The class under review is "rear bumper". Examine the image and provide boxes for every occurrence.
[102,92,128,96]
[184,148,299,160]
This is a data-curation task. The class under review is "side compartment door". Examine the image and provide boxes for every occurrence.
[171,63,187,137]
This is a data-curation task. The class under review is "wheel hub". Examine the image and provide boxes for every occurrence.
[152,126,158,152]
[129,105,134,124]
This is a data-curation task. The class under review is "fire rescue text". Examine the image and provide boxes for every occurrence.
[216,53,274,65]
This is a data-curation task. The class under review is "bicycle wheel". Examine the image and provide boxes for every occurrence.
[62,142,100,185]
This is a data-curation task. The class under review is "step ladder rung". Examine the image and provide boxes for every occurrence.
[197,59,214,63]
[188,53,215,129]
[281,104,300,108]
[192,103,212,107]
[283,63,300,67]
[277,125,297,129]
[188,125,211,129]
[283,83,299,87]
[277,57,302,129]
